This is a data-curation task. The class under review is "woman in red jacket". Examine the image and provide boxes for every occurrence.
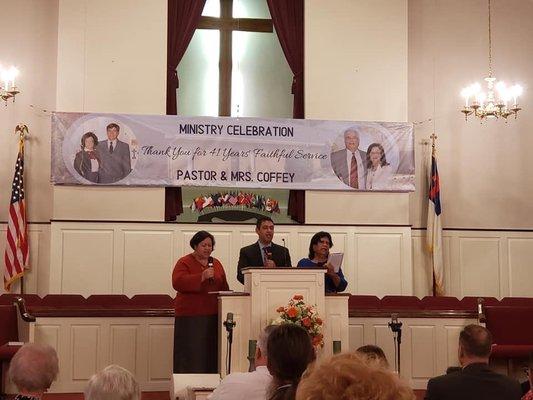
[172,230,229,373]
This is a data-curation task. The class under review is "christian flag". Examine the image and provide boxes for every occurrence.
[4,135,29,291]
[427,150,444,296]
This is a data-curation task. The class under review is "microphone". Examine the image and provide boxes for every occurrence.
[282,238,288,267]
[388,313,403,332]
[223,312,236,332]
[477,297,486,322]
[208,256,214,284]
[477,297,484,315]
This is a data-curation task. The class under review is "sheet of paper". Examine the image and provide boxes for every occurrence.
[327,252,344,273]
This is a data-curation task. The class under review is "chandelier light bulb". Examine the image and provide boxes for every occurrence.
[1,68,10,90]
[0,64,21,104]
[8,66,19,88]
[495,81,506,93]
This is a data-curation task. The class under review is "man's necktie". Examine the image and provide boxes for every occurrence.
[350,153,358,189]
[263,246,272,265]
[109,143,114,154]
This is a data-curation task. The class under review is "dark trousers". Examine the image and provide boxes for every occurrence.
[173,315,218,373]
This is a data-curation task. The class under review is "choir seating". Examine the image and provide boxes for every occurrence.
[0,297,35,395]
[485,304,533,359]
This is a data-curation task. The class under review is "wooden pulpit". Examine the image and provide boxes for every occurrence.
[218,267,349,376]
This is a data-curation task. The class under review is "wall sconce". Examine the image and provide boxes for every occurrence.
[1,65,20,105]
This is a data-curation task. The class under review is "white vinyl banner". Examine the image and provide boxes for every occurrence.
[51,112,415,191]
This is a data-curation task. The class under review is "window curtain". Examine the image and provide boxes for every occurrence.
[165,0,206,221]
[267,0,305,223]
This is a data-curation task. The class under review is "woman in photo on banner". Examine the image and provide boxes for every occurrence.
[74,132,100,183]
[365,143,392,190]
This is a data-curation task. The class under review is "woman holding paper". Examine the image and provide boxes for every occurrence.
[172,230,229,373]
[297,231,348,293]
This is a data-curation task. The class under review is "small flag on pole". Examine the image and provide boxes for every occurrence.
[427,134,444,296]
[4,125,29,292]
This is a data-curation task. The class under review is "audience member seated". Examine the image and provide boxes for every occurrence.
[523,352,533,400]
[8,343,59,400]
[208,325,276,400]
[424,324,522,400]
[267,324,316,400]
[356,344,389,369]
[295,352,415,400]
[85,365,139,400]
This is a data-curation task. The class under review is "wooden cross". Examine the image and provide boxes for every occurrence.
[198,0,273,116]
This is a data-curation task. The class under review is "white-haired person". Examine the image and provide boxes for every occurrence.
[85,365,140,400]
[8,343,59,400]
[208,325,276,400]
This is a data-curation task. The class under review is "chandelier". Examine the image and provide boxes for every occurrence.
[460,0,523,121]
[0,65,20,105]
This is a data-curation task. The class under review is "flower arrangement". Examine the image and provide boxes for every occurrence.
[274,294,324,348]
[191,191,280,214]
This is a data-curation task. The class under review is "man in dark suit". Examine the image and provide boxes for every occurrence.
[330,127,367,189]
[424,324,522,400]
[236,216,291,284]
[96,123,132,183]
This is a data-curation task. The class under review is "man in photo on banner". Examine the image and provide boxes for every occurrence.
[330,127,367,189]
[96,123,131,183]
[236,217,291,284]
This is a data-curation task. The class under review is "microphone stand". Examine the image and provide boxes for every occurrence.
[388,314,403,374]
[223,315,236,374]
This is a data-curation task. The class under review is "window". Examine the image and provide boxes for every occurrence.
[177,0,293,118]
[176,0,295,223]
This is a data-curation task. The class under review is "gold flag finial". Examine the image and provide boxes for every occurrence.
[15,124,28,139]
[430,133,438,155]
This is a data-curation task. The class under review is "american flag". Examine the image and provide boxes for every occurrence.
[4,135,29,291]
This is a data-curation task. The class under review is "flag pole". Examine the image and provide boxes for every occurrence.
[427,132,444,296]
[430,132,437,296]
[17,124,28,295]
[430,133,437,157]
[430,133,437,296]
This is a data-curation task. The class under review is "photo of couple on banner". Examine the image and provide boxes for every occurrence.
[73,122,132,184]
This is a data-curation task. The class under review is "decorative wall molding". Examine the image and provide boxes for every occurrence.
[49,222,413,297]
[412,230,533,298]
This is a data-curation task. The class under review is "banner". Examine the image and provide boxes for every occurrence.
[51,112,415,191]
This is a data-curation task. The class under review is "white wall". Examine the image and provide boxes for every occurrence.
[409,0,533,229]
[0,0,58,223]
[54,0,167,221]
[305,0,410,224]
